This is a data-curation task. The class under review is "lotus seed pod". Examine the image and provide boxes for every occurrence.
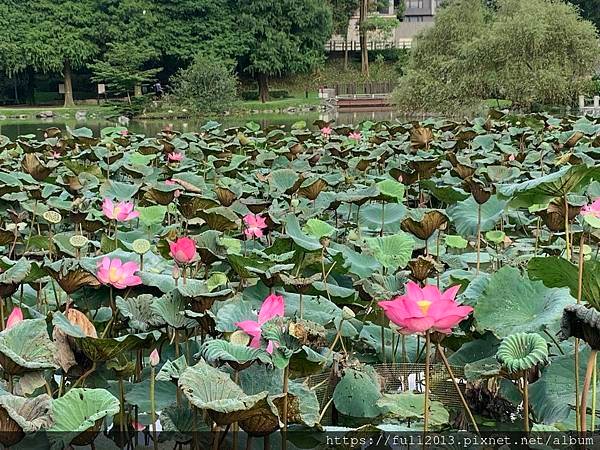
[69,235,89,249]
[133,238,151,255]
[342,306,355,320]
[43,211,62,224]
[290,198,300,208]
[229,330,251,346]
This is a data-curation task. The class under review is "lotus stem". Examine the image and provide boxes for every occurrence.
[150,365,158,450]
[436,344,479,433]
[564,194,570,261]
[522,375,530,433]
[476,203,482,275]
[423,331,431,433]
[380,200,385,237]
[581,349,597,433]
[282,365,289,450]
[299,292,303,320]
[0,298,4,331]
[381,310,386,364]
[119,377,125,434]
[593,359,597,432]
[576,233,586,432]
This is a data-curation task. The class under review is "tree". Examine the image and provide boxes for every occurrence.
[89,42,161,100]
[170,55,238,113]
[328,0,359,69]
[394,0,600,113]
[569,0,600,31]
[231,0,333,103]
[24,0,106,107]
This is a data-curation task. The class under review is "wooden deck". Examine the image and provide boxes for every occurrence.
[334,94,393,111]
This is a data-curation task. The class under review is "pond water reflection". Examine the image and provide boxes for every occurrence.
[0,110,402,139]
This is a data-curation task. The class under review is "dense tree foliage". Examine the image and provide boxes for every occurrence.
[232,0,332,102]
[394,0,600,113]
[170,55,238,113]
[0,0,336,105]
[569,0,600,31]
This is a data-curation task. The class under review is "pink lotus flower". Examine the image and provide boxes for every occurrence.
[49,151,61,159]
[119,129,129,137]
[5,307,23,330]
[243,213,267,239]
[508,154,516,162]
[236,294,285,354]
[581,198,600,218]
[131,421,146,432]
[102,198,139,222]
[96,257,142,289]
[168,152,183,162]
[165,179,177,186]
[378,281,473,334]
[169,237,197,264]
[321,126,332,137]
[149,349,160,366]
[349,131,362,141]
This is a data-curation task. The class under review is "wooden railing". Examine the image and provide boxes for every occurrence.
[330,81,397,96]
[326,39,412,51]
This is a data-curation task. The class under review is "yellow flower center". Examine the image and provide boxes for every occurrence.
[417,300,432,315]
[109,267,121,283]
[113,206,121,218]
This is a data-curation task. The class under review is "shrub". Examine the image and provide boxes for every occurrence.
[170,55,238,113]
[240,89,290,101]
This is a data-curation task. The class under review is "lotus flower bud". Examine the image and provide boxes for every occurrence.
[290,198,300,208]
[149,349,160,367]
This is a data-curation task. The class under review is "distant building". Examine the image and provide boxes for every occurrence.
[326,0,445,51]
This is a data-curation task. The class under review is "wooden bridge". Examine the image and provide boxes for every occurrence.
[320,82,395,111]
[325,39,413,52]
[579,95,600,116]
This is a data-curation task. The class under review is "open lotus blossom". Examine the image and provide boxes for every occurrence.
[119,129,129,136]
[581,198,600,218]
[236,293,284,354]
[168,152,184,162]
[349,131,362,141]
[321,126,332,137]
[5,307,23,330]
[243,213,267,239]
[96,257,142,289]
[102,198,139,222]
[169,236,197,264]
[508,154,516,162]
[378,281,473,334]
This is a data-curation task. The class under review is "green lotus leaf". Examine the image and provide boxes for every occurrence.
[528,257,600,308]
[53,312,161,362]
[303,218,336,239]
[0,319,57,375]
[156,355,188,383]
[448,195,507,236]
[137,205,167,227]
[0,393,52,435]
[496,332,549,374]
[376,179,405,202]
[474,267,575,338]
[199,206,239,231]
[268,168,300,195]
[99,180,140,200]
[126,378,178,413]
[285,216,322,251]
[227,253,294,280]
[365,233,415,272]
[332,366,382,418]
[485,230,505,244]
[151,292,196,330]
[497,165,600,207]
[116,294,164,331]
[158,404,210,444]
[50,388,119,447]
[199,339,272,369]
[420,179,470,203]
[445,234,468,249]
[0,258,31,286]
[377,392,449,428]
[179,360,276,426]
[529,348,600,425]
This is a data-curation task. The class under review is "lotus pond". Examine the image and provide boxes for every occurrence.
[0,113,599,449]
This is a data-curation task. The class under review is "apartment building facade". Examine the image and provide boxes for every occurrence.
[327,0,445,51]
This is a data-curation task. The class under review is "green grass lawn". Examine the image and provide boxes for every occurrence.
[0,104,107,118]
[237,92,321,112]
